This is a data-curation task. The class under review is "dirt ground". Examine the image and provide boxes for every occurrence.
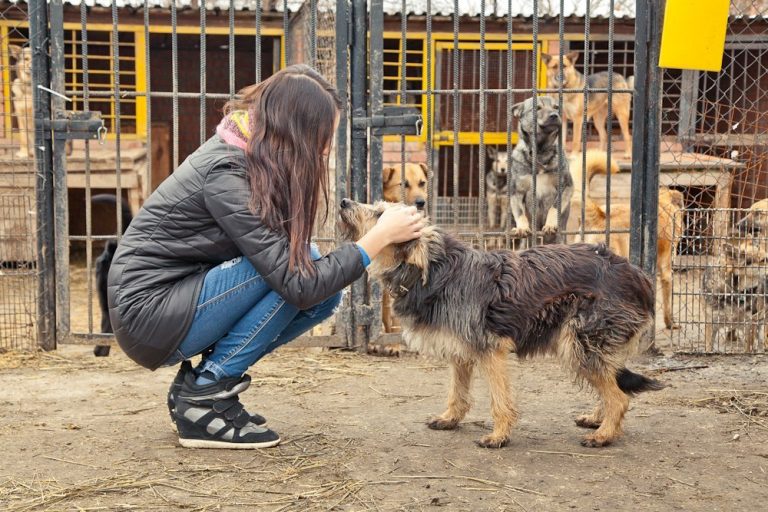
[1,343,766,511]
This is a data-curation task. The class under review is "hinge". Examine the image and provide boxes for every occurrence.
[352,106,423,137]
[38,110,107,141]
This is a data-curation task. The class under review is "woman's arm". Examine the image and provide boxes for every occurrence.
[203,166,422,310]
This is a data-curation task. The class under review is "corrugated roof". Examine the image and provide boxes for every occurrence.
[9,0,767,21]
[8,0,638,18]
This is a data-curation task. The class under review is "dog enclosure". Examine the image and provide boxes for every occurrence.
[1,0,765,354]
[665,3,768,353]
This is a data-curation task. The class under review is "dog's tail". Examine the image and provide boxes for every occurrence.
[583,149,620,185]
[91,194,134,234]
[616,367,665,396]
[571,150,620,223]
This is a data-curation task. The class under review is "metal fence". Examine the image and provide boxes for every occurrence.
[0,0,44,350]
[13,0,680,348]
[667,1,768,353]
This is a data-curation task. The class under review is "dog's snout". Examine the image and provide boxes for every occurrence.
[548,112,560,121]
[415,198,426,210]
[340,198,352,209]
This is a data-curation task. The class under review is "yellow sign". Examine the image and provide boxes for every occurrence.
[659,0,730,72]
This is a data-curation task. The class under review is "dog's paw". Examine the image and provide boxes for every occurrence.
[512,227,531,239]
[427,417,459,430]
[542,224,558,236]
[93,345,111,357]
[575,415,602,429]
[476,435,510,449]
[580,433,613,448]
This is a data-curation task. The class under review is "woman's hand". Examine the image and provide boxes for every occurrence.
[356,205,425,261]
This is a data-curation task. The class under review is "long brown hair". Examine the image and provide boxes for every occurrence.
[224,65,341,274]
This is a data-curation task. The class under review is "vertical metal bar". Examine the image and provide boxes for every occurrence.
[579,2,591,242]
[81,0,93,334]
[229,0,235,100]
[529,0,539,247]
[309,0,317,68]
[200,0,207,144]
[452,0,459,227]
[144,2,152,190]
[630,0,663,277]
[171,0,179,170]
[335,0,348,208]
[50,0,70,341]
[283,0,289,55]
[255,0,262,83]
[398,0,407,203]
[478,0,487,244]
[335,0,350,346]
[368,0,384,343]
[370,0,383,203]
[31,0,56,349]
[505,0,513,247]
[556,0,565,240]
[605,0,614,246]
[349,0,368,350]
[425,0,435,220]
[111,0,123,240]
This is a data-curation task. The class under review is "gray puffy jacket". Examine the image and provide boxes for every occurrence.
[107,135,365,370]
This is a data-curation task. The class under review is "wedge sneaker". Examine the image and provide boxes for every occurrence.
[174,372,280,449]
[167,361,266,427]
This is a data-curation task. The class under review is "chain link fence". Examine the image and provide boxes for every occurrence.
[0,1,40,350]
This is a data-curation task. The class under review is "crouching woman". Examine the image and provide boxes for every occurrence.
[107,65,423,449]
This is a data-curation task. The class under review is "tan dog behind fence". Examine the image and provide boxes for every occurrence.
[570,151,685,331]
[542,52,633,158]
[381,162,428,330]
[9,45,33,159]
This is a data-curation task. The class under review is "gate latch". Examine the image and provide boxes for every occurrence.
[39,111,107,142]
[352,106,423,136]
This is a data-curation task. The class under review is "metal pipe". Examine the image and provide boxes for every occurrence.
[31,0,56,349]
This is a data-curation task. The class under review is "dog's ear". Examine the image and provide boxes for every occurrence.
[566,51,580,65]
[512,101,525,119]
[541,54,552,65]
[394,225,436,285]
[8,45,22,60]
[418,162,429,179]
[487,146,497,159]
[383,166,397,185]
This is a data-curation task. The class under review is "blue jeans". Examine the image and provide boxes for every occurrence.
[163,245,342,379]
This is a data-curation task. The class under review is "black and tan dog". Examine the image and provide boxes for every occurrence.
[92,194,134,357]
[542,52,633,158]
[339,199,663,448]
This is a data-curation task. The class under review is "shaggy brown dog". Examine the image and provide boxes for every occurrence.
[339,199,663,448]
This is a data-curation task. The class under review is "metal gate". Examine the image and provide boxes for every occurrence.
[24,0,663,352]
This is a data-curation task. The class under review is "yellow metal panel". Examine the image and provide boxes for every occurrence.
[134,28,147,138]
[659,0,729,72]
[2,25,11,136]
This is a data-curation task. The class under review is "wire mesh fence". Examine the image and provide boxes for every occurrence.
[662,1,768,353]
[0,1,40,350]
[672,208,768,353]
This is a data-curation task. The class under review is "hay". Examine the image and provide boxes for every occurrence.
[686,389,768,433]
[0,431,369,511]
